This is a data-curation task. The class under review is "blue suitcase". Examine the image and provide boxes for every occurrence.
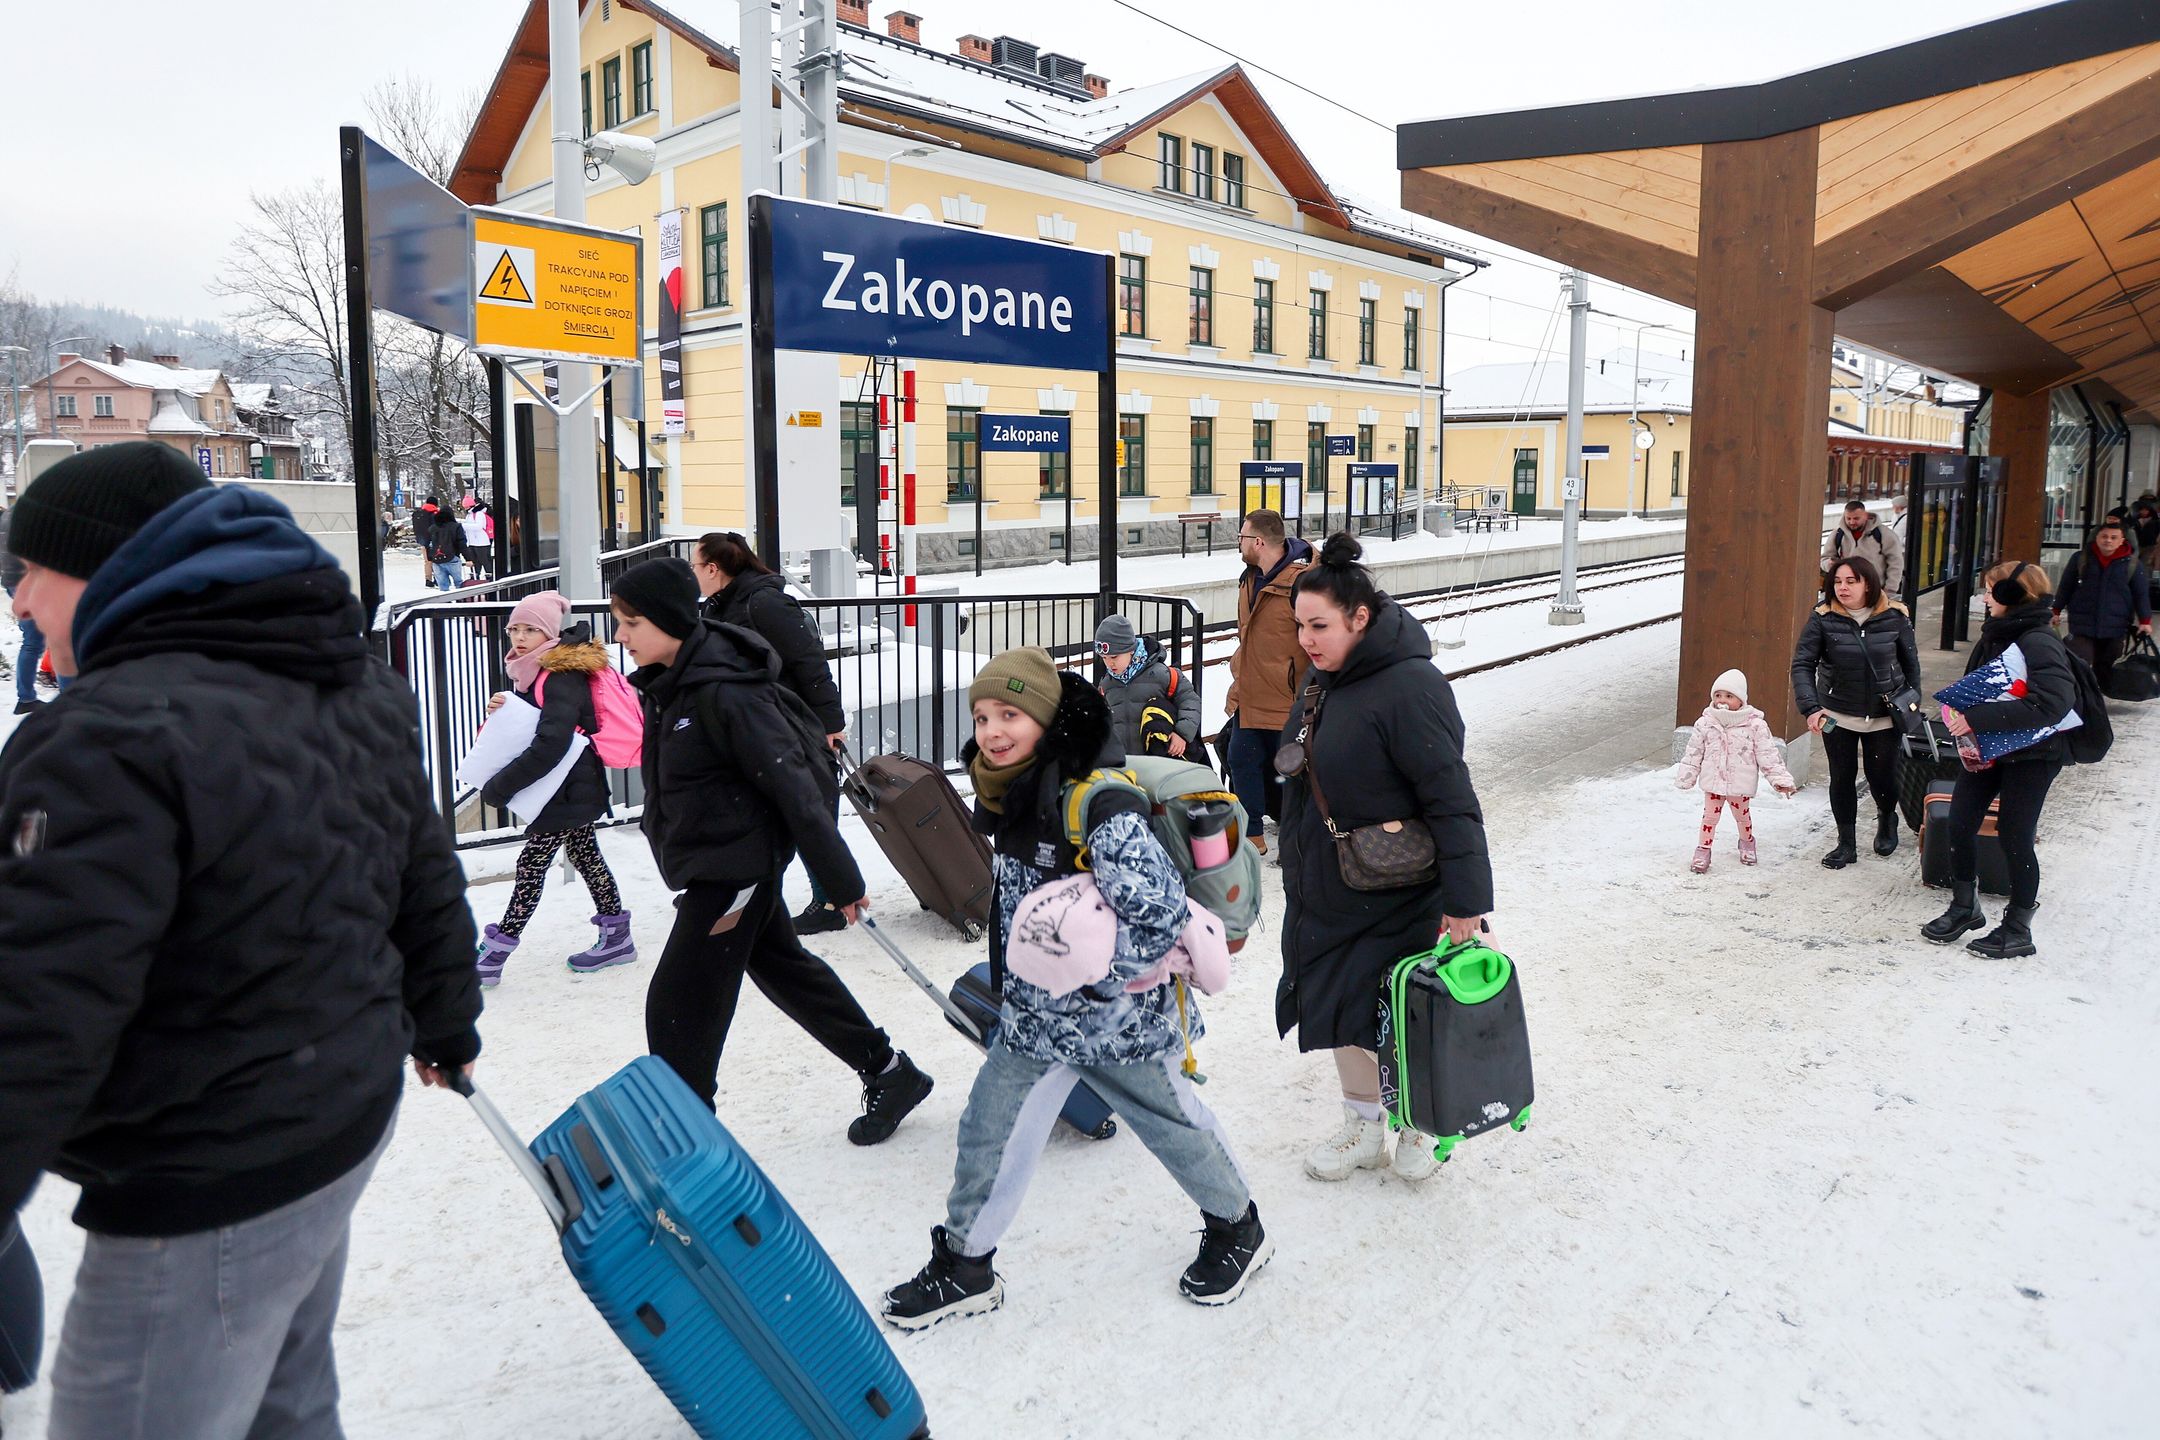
[459,1060,928,1440]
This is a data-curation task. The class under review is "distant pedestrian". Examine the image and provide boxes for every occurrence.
[1094,613,1200,758]
[0,441,483,1440]
[1674,668,1797,873]
[1274,534,1493,1184]
[0,497,47,715]
[1822,498,1904,595]
[1225,508,1312,852]
[422,496,466,590]
[609,557,931,1141]
[691,531,853,934]
[2051,518,2152,695]
[473,591,635,987]
[1792,555,1921,867]
[2130,498,2159,570]
[460,498,495,579]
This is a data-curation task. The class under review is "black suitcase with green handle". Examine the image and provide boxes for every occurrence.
[1376,938,1534,1165]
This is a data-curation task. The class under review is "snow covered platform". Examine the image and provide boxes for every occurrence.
[10,612,2156,1439]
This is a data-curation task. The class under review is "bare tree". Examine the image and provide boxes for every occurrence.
[210,184,352,471]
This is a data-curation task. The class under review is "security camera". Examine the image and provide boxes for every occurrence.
[583,131,658,186]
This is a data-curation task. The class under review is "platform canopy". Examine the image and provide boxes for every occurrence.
[1396,0,2160,728]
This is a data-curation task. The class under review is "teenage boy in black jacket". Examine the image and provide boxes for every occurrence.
[0,443,483,1440]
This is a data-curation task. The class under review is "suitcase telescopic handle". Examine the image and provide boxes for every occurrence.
[449,1072,571,1234]
[860,915,986,1041]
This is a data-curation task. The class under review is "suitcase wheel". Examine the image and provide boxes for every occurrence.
[1434,1134,1461,1164]
[1081,1118,1117,1141]
[1510,1105,1532,1133]
[961,920,985,942]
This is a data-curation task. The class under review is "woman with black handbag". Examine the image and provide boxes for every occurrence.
[1274,534,1494,1185]
[1790,555,1923,867]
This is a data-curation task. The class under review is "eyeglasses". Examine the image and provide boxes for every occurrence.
[1235,532,1260,543]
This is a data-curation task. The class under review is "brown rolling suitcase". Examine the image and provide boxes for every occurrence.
[841,747,995,941]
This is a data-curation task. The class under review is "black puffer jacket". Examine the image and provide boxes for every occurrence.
[708,571,846,733]
[481,624,612,833]
[1790,598,1921,719]
[2054,545,2151,640]
[1959,600,2078,766]
[1277,598,1494,1052]
[630,618,862,900]
[423,509,466,564]
[0,487,480,1236]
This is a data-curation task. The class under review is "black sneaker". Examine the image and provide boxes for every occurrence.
[1179,1201,1274,1306]
[793,900,847,935]
[12,700,39,716]
[848,1051,932,1146]
[882,1226,1003,1331]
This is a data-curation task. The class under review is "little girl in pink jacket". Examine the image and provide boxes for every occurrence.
[1676,668,1797,873]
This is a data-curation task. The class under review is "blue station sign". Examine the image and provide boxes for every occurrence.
[761,195,1111,370]
[1239,461,1305,481]
[978,413,1072,452]
[1326,435,1356,457]
[1346,462,1398,478]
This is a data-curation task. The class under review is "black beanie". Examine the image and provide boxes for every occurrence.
[9,441,213,579]
[611,556,702,639]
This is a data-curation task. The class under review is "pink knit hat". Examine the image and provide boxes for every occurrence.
[507,590,573,640]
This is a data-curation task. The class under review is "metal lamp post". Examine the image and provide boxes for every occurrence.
[1616,319,1680,519]
[43,336,91,440]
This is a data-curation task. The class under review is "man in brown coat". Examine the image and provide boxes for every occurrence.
[1225,509,1312,852]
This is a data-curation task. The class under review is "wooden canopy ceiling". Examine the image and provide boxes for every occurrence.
[1397,0,2160,421]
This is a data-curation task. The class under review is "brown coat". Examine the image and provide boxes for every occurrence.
[1227,538,1313,730]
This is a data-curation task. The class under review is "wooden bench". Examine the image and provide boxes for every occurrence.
[1177,512,1224,557]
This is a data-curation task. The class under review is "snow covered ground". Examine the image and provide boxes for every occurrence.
[9,615,2157,1439]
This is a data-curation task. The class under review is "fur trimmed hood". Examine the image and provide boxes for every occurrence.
[963,669,1123,784]
[534,622,609,675]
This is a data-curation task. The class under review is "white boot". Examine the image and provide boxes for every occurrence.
[1304,1104,1388,1182]
[1389,1124,1443,1181]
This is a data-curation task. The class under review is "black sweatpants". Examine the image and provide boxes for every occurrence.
[1821,723,1899,829]
[1949,760,2061,909]
[646,876,893,1108]
[0,1214,40,1394]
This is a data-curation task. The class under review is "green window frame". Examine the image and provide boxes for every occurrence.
[1403,308,1420,371]
[1307,422,1327,489]
[1252,418,1272,462]
[1038,412,1071,499]
[601,57,622,129]
[840,400,876,508]
[699,203,728,308]
[1224,153,1246,209]
[1358,299,1377,365]
[946,407,981,502]
[1404,427,1419,489]
[1191,143,1216,203]
[580,71,592,138]
[1308,289,1328,360]
[1672,450,1686,497]
[1118,254,1146,337]
[1188,267,1213,345]
[1190,417,1214,495]
[1159,134,1183,192]
[631,42,655,116]
[1357,424,1374,462]
[55,394,76,418]
[1119,414,1147,497]
[1252,278,1275,353]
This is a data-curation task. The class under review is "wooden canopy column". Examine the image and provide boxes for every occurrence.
[1682,131,1834,737]
[1991,390,2054,564]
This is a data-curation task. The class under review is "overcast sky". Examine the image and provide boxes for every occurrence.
[5,0,2039,368]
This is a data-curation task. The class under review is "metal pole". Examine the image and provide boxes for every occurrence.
[337,127,385,632]
[601,374,620,547]
[1549,268,1588,626]
[1414,285,1429,538]
[739,0,773,548]
[1435,285,1447,524]
[749,196,783,571]
[1097,253,1118,619]
[486,357,510,574]
[1627,329,1643,520]
[549,0,602,600]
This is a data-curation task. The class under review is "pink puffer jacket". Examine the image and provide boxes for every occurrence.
[1675,706,1795,798]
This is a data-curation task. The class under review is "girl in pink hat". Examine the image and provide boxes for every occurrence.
[474,590,635,983]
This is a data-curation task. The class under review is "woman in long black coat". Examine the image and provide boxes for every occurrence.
[1276,534,1493,1185]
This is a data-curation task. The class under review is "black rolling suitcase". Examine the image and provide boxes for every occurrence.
[1895,722,1963,832]
[1919,780,2010,895]
[842,748,994,940]
[1377,938,1534,1165]
[860,918,1117,1141]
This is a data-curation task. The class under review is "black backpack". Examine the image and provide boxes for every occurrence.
[2031,628,2113,765]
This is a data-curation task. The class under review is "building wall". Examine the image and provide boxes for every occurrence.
[1442,411,1692,513]
[40,361,153,446]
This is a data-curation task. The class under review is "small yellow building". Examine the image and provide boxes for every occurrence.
[449,1,1476,567]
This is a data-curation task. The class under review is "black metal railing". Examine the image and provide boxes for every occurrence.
[389,585,1205,847]
[383,535,694,629]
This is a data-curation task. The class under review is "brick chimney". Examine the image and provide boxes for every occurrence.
[957,33,991,63]
[885,10,920,43]
[1084,73,1109,98]
[107,344,127,365]
[836,0,867,25]
[56,352,80,367]
[153,353,181,367]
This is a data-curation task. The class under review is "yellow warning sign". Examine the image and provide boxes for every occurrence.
[785,410,825,428]
[472,209,641,366]
[1116,439,1126,467]
[479,248,534,305]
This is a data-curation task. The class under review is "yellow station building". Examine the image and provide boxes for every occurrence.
[450,0,1478,566]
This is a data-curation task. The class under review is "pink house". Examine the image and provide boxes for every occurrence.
[30,347,256,478]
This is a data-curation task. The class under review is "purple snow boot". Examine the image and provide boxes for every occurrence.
[568,912,636,973]
[475,924,519,987]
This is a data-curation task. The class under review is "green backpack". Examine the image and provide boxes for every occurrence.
[1060,755,1263,950]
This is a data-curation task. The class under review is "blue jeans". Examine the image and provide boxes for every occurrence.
[945,1038,1250,1257]
[432,559,465,591]
[1227,716,1282,825]
[0,1215,40,1394]
[45,1115,394,1440]
[13,611,43,705]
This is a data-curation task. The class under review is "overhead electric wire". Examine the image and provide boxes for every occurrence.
[1099,0,1398,135]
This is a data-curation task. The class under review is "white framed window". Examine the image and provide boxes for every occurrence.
[93,394,114,417]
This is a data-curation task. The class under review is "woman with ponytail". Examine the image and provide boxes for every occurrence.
[1922,561,2077,959]
[1274,534,1494,1184]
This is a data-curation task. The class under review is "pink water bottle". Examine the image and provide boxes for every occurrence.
[1187,800,1235,869]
